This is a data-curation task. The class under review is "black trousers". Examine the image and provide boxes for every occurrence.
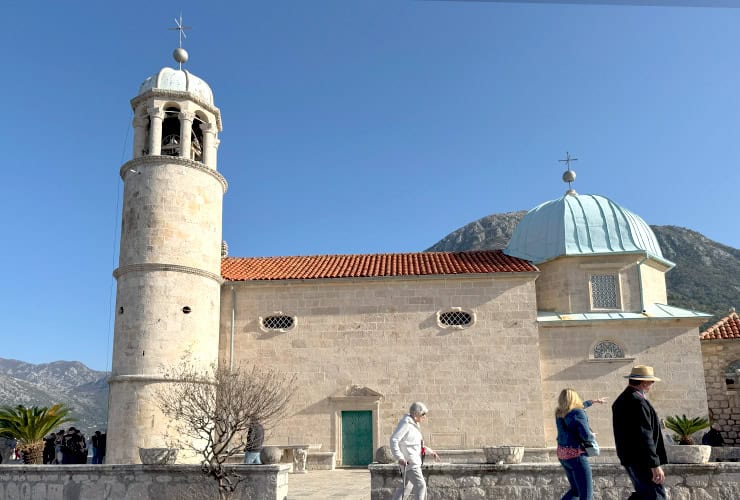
[625,465,666,500]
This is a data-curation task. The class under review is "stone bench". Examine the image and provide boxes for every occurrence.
[307,451,335,470]
[264,444,321,473]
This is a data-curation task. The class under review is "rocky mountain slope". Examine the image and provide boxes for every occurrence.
[427,211,740,323]
[0,358,108,437]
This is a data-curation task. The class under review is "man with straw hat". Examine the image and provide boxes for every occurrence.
[612,365,667,500]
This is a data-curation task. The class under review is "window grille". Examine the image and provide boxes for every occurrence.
[593,340,624,359]
[438,310,473,328]
[590,274,619,309]
[261,315,295,331]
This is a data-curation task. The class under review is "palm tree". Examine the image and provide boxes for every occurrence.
[0,404,75,464]
[664,414,710,445]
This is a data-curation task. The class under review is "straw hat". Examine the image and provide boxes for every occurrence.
[624,365,661,381]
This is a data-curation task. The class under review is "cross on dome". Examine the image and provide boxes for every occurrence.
[559,151,578,195]
[169,14,192,69]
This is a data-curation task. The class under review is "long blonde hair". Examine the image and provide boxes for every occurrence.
[555,388,584,418]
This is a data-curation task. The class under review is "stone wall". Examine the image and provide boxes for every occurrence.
[369,462,740,499]
[220,274,544,463]
[701,338,740,445]
[539,320,709,448]
[0,464,289,500]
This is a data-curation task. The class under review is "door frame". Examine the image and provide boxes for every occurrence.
[329,391,382,466]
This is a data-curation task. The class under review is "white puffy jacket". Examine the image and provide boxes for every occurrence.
[390,414,424,465]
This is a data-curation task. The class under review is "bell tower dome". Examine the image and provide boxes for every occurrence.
[107,42,226,463]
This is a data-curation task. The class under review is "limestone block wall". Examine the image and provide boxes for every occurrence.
[118,158,224,271]
[0,464,289,500]
[112,272,221,373]
[539,320,709,447]
[701,339,740,445]
[219,274,544,461]
[639,260,669,306]
[535,254,667,313]
[369,463,740,500]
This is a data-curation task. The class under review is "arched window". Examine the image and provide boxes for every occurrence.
[161,106,181,157]
[725,360,740,389]
[593,340,625,359]
[191,112,207,162]
[437,308,475,329]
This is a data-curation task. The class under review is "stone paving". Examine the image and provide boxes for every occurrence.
[287,468,370,499]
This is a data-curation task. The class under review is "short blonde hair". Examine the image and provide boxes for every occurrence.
[555,388,584,418]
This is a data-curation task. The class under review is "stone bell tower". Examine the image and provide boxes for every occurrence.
[106,43,226,463]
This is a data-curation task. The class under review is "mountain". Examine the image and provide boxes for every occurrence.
[0,358,108,437]
[426,211,740,324]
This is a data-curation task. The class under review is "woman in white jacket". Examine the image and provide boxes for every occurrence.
[389,402,439,500]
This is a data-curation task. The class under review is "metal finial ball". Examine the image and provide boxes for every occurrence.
[562,170,576,183]
[173,48,189,64]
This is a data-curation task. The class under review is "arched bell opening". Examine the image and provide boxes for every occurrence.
[161,106,181,157]
[191,111,207,162]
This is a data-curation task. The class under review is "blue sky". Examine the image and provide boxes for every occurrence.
[1,1,738,371]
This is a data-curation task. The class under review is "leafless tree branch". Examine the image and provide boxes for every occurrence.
[154,357,297,500]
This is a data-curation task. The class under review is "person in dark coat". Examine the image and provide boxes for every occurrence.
[612,365,667,500]
[243,419,265,464]
[43,433,56,464]
[91,431,106,464]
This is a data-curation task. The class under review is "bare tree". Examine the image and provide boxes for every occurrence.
[154,358,296,500]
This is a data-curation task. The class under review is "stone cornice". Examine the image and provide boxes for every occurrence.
[131,89,223,131]
[108,374,216,385]
[120,156,228,193]
[113,263,224,284]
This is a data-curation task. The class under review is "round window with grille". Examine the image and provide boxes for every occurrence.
[437,309,474,329]
[261,314,295,332]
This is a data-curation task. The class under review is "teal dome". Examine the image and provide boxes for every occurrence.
[504,193,669,265]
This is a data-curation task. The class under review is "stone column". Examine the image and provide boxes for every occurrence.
[179,111,195,160]
[132,115,149,158]
[213,138,221,167]
[148,107,165,156]
[200,122,216,167]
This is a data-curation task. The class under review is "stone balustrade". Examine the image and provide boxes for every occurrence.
[0,464,290,500]
[369,462,740,499]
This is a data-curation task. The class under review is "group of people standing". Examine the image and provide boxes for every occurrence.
[389,365,672,500]
[42,428,106,465]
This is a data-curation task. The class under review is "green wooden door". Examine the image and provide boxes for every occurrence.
[341,410,373,466]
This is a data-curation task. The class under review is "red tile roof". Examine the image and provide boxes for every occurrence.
[222,250,537,281]
[700,309,740,340]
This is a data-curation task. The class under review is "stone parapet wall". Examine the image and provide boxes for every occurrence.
[435,447,620,464]
[369,462,740,500]
[0,464,290,500]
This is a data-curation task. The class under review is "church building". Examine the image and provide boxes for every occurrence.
[106,48,711,465]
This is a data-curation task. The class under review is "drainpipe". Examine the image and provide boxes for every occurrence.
[636,255,648,313]
[230,285,236,370]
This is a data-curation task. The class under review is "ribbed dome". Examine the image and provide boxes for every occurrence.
[504,193,670,265]
[138,67,214,104]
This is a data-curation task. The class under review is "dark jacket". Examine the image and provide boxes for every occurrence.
[556,404,596,449]
[245,422,264,452]
[612,386,667,468]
